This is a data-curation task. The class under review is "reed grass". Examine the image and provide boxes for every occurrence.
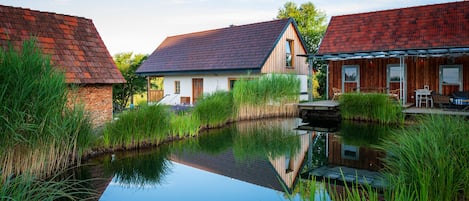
[192,91,234,128]
[0,39,93,180]
[233,74,300,120]
[0,174,96,201]
[103,104,171,148]
[379,115,469,201]
[169,111,200,138]
[339,93,403,124]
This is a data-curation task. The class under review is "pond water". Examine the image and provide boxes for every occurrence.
[76,118,391,201]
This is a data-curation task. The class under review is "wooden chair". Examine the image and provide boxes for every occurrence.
[389,89,400,102]
[431,91,450,108]
[332,87,342,100]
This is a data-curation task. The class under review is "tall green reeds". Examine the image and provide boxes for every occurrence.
[193,91,234,128]
[233,74,300,120]
[0,39,93,180]
[103,104,171,148]
[0,174,96,201]
[379,115,469,201]
[339,93,403,124]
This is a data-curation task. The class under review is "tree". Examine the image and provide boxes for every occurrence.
[113,52,148,112]
[277,2,328,97]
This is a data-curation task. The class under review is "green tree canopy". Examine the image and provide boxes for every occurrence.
[277,2,328,97]
[113,52,148,112]
[277,2,327,54]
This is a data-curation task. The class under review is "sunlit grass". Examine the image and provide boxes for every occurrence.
[193,91,234,128]
[233,74,300,120]
[339,93,404,124]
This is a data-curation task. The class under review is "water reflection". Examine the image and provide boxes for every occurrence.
[74,118,392,200]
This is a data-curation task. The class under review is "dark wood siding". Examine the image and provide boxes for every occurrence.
[327,56,469,104]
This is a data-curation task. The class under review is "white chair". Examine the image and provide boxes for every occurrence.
[418,85,433,108]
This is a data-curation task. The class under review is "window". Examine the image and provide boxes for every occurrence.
[441,66,461,85]
[286,39,294,67]
[439,65,463,94]
[228,78,238,90]
[342,65,360,92]
[174,81,180,94]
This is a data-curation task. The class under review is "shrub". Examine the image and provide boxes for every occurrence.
[0,39,93,180]
[339,93,403,124]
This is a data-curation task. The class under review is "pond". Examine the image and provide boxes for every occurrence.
[75,118,392,201]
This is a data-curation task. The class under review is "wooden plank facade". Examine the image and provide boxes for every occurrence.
[327,56,469,104]
[261,23,309,75]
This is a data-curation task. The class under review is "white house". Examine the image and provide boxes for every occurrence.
[136,18,309,105]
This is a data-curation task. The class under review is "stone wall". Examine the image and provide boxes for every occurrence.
[68,84,113,128]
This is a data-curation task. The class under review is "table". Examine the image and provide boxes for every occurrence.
[415,89,432,108]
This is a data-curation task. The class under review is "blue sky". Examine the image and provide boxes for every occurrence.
[0,0,459,55]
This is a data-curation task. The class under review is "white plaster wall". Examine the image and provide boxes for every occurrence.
[159,74,241,105]
[159,74,308,105]
[298,74,308,101]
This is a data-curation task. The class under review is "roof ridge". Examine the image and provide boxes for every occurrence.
[331,1,465,18]
[166,18,290,39]
[0,4,92,21]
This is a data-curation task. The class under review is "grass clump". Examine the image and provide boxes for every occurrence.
[103,104,171,148]
[193,91,234,128]
[169,112,200,138]
[339,93,403,124]
[0,39,93,180]
[379,115,469,201]
[233,74,300,120]
[0,174,96,201]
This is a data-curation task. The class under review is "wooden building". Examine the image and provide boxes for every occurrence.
[0,5,125,127]
[136,18,309,105]
[315,1,469,105]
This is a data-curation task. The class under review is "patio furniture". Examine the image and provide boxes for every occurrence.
[415,88,433,108]
[431,91,451,108]
[332,87,342,100]
[450,91,469,111]
[388,89,400,102]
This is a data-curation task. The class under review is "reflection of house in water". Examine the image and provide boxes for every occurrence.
[169,133,310,193]
[304,131,386,189]
[327,134,385,172]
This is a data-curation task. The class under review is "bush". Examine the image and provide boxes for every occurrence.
[103,104,171,148]
[193,91,234,128]
[379,115,469,201]
[0,39,93,180]
[339,93,403,124]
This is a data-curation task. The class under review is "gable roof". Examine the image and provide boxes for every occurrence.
[0,5,125,84]
[318,1,469,58]
[136,18,307,76]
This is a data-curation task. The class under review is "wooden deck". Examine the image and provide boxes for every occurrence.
[403,107,469,116]
[298,100,339,110]
[298,101,341,122]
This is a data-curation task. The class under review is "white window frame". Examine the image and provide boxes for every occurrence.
[439,65,463,92]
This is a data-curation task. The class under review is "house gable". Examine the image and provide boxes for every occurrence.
[137,18,307,76]
[0,5,125,84]
[261,23,308,75]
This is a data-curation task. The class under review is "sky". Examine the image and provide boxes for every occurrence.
[0,0,460,55]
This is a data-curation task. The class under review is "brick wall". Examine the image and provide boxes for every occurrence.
[68,84,113,128]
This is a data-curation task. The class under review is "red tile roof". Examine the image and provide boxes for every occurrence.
[318,1,469,55]
[0,5,125,84]
[137,18,305,75]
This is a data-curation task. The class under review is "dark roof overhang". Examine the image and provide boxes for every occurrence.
[306,47,469,60]
[136,68,261,77]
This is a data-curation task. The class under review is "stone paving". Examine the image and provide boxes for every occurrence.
[310,166,386,189]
